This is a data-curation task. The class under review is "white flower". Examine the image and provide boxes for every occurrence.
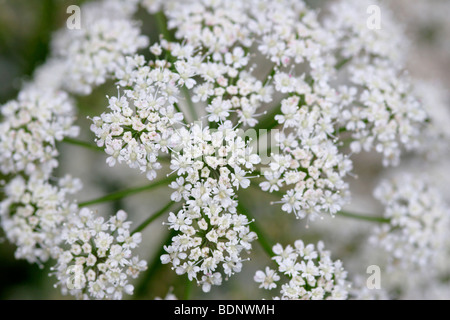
[91,54,187,181]
[161,124,259,292]
[0,88,79,178]
[0,174,78,264]
[326,0,428,166]
[254,267,280,290]
[51,0,147,94]
[255,241,350,300]
[370,174,450,269]
[53,208,147,300]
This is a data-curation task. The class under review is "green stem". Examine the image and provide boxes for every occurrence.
[78,175,176,207]
[263,66,277,86]
[248,184,389,224]
[134,229,177,298]
[335,57,352,70]
[236,201,274,258]
[253,103,282,137]
[183,278,193,300]
[131,201,177,235]
[182,86,198,121]
[337,210,390,224]
[62,137,103,152]
[155,11,174,42]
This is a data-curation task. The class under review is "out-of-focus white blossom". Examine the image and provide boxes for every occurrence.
[326,0,428,166]
[371,174,450,269]
[50,0,147,95]
[0,87,79,178]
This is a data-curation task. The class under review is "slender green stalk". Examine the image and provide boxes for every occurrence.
[183,278,193,300]
[263,66,277,86]
[131,201,177,235]
[337,210,390,224]
[155,11,174,42]
[173,102,184,116]
[236,201,274,258]
[63,137,103,152]
[335,57,352,70]
[78,175,176,207]
[248,183,389,224]
[182,86,198,121]
[253,103,282,137]
[134,229,177,298]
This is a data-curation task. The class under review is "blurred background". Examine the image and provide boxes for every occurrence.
[0,0,449,299]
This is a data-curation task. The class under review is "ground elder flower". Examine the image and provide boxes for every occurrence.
[413,80,450,159]
[0,174,79,264]
[161,203,257,292]
[326,0,428,166]
[342,60,427,166]
[255,240,350,300]
[262,84,353,221]
[0,87,79,178]
[51,0,147,95]
[53,208,147,300]
[90,54,186,180]
[157,0,353,223]
[0,0,446,301]
[371,174,450,269]
[161,123,259,292]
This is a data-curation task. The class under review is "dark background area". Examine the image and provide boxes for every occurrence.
[0,0,88,299]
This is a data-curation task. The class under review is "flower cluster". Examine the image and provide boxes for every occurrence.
[161,0,334,125]
[161,123,259,292]
[53,208,147,300]
[325,0,428,166]
[169,122,261,185]
[343,60,427,166]
[261,90,352,221]
[0,175,80,264]
[161,204,257,292]
[152,0,353,222]
[165,0,332,69]
[254,240,349,300]
[371,174,450,269]
[413,80,450,159]
[0,0,446,300]
[0,87,79,178]
[325,0,405,64]
[90,53,188,180]
[51,0,147,95]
